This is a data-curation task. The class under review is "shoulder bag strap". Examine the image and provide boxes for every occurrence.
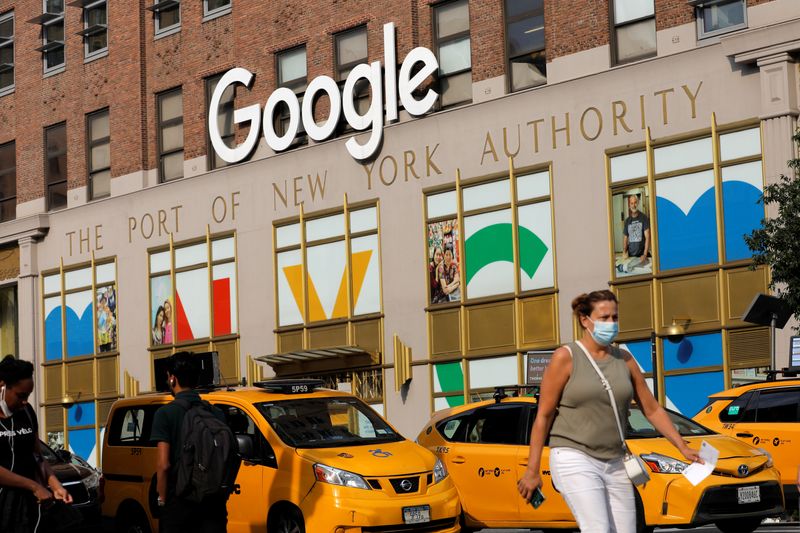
[574,341,628,451]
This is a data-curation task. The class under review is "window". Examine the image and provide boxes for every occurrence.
[107,405,159,446]
[504,0,546,92]
[157,88,183,182]
[80,0,107,59]
[219,404,276,467]
[753,389,800,423]
[0,11,14,94]
[718,391,755,423]
[204,0,231,19]
[45,122,67,211]
[335,26,369,116]
[611,0,656,65]
[0,141,15,221]
[436,412,472,442]
[87,109,110,199]
[694,0,746,39]
[275,46,307,145]
[434,0,471,107]
[38,0,65,73]
[206,74,235,170]
[465,405,526,445]
[150,0,180,35]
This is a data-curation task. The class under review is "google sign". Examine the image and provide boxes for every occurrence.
[208,23,439,163]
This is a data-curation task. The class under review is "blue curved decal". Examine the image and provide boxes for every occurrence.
[665,371,724,417]
[663,332,722,372]
[66,303,94,358]
[45,306,63,361]
[722,181,762,262]
[656,188,718,271]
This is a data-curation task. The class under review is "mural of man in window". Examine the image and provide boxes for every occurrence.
[621,193,651,273]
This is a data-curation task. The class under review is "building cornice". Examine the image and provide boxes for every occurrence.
[0,214,50,247]
[722,17,800,65]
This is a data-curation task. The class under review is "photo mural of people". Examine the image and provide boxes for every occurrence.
[96,286,117,352]
[613,187,652,277]
[428,219,461,303]
[150,276,173,346]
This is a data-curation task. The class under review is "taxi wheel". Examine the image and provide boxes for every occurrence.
[270,507,305,533]
[714,517,763,533]
[116,507,151,533]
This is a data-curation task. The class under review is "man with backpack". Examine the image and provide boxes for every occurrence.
[152,352,240,533]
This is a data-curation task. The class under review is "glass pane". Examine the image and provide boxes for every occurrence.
[161,122,183,152]
[48,181,67,210]
[279,47,307,85]
[159,90,182,122]
[518,201,554,290]
[441,71,472,107]
[46,124,66,156]
[336,28,367,67]
[161,151,183,181]
[277,250,304,326]
[463,179,509,211]
[0,46,12,65]
[46,0,64,13]
[469,356,517,389]
[615,18,656,63]
[47,153,67,184]
[721,161,763,262]
[510,51,546,92]
[176,268,210,341]
[206,0,230,12]
[65,290,93,357]
[507,16,544,57]
[45,47,64,69]
[0,68,12,91]
[505,0,543,19]
[90,112,109,141]
[427,190,457,218]
[351,235,381,316]
[0,18,12,39]
[720,127,760,161]
[175,242,207,268]
[464,209,514,298]
[96,285,116,353]
[427,219,460,304]
[158,5,180,30]
[0,200,15,222]
[90,143,110,171]
[612,187,652,277]
[306,213,345,242]
[0,142,14,177]
[45,22,64,42]
[702,1,745,34]
[65,268,92,290]
[90,169,111,198]
[436,0,469,39]
[439,37,471,75]
[275,223,301,248]
[212,262,237,335]
[212,237,235,260]
[349,207,378,233]
[614,0,654,24]
[95,262,115,284]
[150,275,173,346]
[149,251,170,273]
[87,4,106,26]
[610,150,647,182]
[44,274,60,294]
[516,171,549,200]
[654,137,712,174]
[306,241,348,321]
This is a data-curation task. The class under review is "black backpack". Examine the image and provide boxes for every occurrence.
[173,398,241,503]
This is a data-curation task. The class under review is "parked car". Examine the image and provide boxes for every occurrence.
[417,386,784,533]
[101,379,461,533]
[693,368,800,512]
[40,439,104,528]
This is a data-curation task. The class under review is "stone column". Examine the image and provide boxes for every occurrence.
[18,236,41,409]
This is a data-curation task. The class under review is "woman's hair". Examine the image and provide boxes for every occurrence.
[153,305,165,328]
[571,290,617,318]
[0,355,34,386]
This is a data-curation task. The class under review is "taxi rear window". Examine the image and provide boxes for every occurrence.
[257,397,403,448]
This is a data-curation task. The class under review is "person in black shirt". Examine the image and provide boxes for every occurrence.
[0,355,72,533]
[622,194,650,265]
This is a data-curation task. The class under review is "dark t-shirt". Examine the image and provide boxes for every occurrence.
[623,213,649,257]
[151,390,226,483]
[0,405,38,480]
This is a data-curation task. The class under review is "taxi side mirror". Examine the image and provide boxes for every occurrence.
[236,434,255,458]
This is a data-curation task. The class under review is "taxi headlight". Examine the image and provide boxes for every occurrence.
[313,463,371,490]
[756,447,774,468]
[433,458,448,484]
[641,453,688,474]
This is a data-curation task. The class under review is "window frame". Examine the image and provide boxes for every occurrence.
[433,0,472,109]
[203,0,231,21]
[274,45,308,145]
[695,0,747,40]
[334,26,370,122]
[86,108,110,200]
[609,0,656,66]
[45,122,67,212]
[80,0,108,60]
[205,73,235,170]
[503,0,546,93]
[0,140,16,222]
[156,87,184,183]
[0,10,14,96]
[151,0,180,36]
[40,0,66,74]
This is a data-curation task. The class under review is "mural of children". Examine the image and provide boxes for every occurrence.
[162,299,174,343]
[439,246,461,302]
[429,245,447,304]
[152,305,166,345]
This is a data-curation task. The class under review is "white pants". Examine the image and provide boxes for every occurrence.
[550,447,636,533]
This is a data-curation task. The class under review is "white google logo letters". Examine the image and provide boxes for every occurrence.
[208,23,439,163]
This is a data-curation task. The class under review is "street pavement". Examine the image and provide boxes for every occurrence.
[476,524,798,533]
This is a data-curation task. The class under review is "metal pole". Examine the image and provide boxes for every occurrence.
[650,331,659,402]
[771,313,777,371]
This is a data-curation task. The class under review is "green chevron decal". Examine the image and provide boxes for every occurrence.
[434,362,465,408]
[464,223,548,284]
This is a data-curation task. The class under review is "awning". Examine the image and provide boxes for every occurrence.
[256,346,373,367]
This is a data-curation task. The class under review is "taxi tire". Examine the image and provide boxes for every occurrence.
[269,506,305,533]
[714,517,763,533]
[116,505,151,533]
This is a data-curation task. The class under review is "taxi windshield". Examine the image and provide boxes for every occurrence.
[257,397,403,448]
[626,406,714,439]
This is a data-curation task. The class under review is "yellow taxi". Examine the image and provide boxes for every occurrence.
[417,386,784,533]
[693,368,800,513]
[101,379,461,533]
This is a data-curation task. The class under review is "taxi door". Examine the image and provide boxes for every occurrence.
[446,403,527,524]
[213,403,275,533]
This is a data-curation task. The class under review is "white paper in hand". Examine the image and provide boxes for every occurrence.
[682,440,719,486]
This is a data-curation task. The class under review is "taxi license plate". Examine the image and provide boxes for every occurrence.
[738,486,760,504]
[403,505,431,524]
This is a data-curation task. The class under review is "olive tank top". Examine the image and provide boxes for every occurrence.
[548,341,634,460]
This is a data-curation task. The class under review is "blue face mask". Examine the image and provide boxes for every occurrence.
[590,320,619,346]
